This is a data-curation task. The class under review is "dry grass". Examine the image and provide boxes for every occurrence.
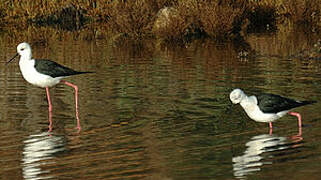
[280,0,321,31]
[106,0,159,39]
[0,0,320,41]
[153,0,246,41]
[198,1,245,40]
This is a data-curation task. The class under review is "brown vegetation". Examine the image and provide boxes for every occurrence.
[280,0,321,31]
[0,0,320,41]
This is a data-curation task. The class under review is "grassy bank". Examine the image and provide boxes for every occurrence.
[0,0,320,41]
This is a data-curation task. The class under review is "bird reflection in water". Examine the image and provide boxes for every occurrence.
[22,132,66,180]
[232,132,303,179]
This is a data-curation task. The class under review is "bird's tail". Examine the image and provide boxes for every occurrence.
[300,100,317,106]
[76,71,94,75]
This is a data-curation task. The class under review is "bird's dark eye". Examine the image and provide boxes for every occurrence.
[21,48,24,51]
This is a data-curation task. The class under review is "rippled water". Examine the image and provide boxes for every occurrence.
[1,29,321,179]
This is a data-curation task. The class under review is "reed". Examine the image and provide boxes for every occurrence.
[280,0,321,31]
[0,0,320,41]
[198,1,245,40]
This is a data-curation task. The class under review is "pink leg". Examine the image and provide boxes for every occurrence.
[288,111,303,137]
[46,87,53,132]
[48,110,53,132]
[297,126,302,137]
[61,80,81,132]
[269,122,273,135]
[46,87,53,112]
[269,122,273,129]
[288,111,302,128]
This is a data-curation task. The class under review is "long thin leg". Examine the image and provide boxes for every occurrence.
[288,111,303,137]
[46,87,53,112]
[46,87,54,132]
[288,111,302,128]
[269,122,273,135]
[61,80,81,132]
[48,110,53,132]
[269,122,273,129]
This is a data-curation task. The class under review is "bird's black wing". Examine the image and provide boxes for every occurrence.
[257,93,314,113]
[34,59,90,78]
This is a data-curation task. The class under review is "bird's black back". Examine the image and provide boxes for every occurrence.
[257,93,315,113]
[34,59,92,78]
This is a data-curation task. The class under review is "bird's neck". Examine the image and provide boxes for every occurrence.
[20,54,32,62]
[19,55,35,69]
[240,95,250,106]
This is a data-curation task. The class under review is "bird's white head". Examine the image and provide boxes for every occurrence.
[6,42,32,65]
[17,42,32,59]
[229,88,246,104]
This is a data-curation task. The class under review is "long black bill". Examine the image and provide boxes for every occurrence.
[6,53,19,65]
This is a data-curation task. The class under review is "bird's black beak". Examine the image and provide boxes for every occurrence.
[6,53,19,65]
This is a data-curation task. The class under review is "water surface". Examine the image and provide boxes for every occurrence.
[0,28,321,180]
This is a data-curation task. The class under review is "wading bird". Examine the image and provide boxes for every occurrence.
[229,88,315,134]
[7,42,92,131]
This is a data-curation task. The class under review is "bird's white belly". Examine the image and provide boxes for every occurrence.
[19,60,62,88]
[241,101,287,123]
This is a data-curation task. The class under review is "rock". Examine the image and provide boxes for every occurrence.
[153,7,178,31]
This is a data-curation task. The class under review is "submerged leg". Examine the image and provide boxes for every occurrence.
[48,110,53,132]
[61,80,81,132]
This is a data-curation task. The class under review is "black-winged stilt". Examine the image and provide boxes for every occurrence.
[7,42,92,131]
[229,89,315,134]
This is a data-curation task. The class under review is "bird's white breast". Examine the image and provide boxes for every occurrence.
[240,96,285,123]
[19,58,62,88]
